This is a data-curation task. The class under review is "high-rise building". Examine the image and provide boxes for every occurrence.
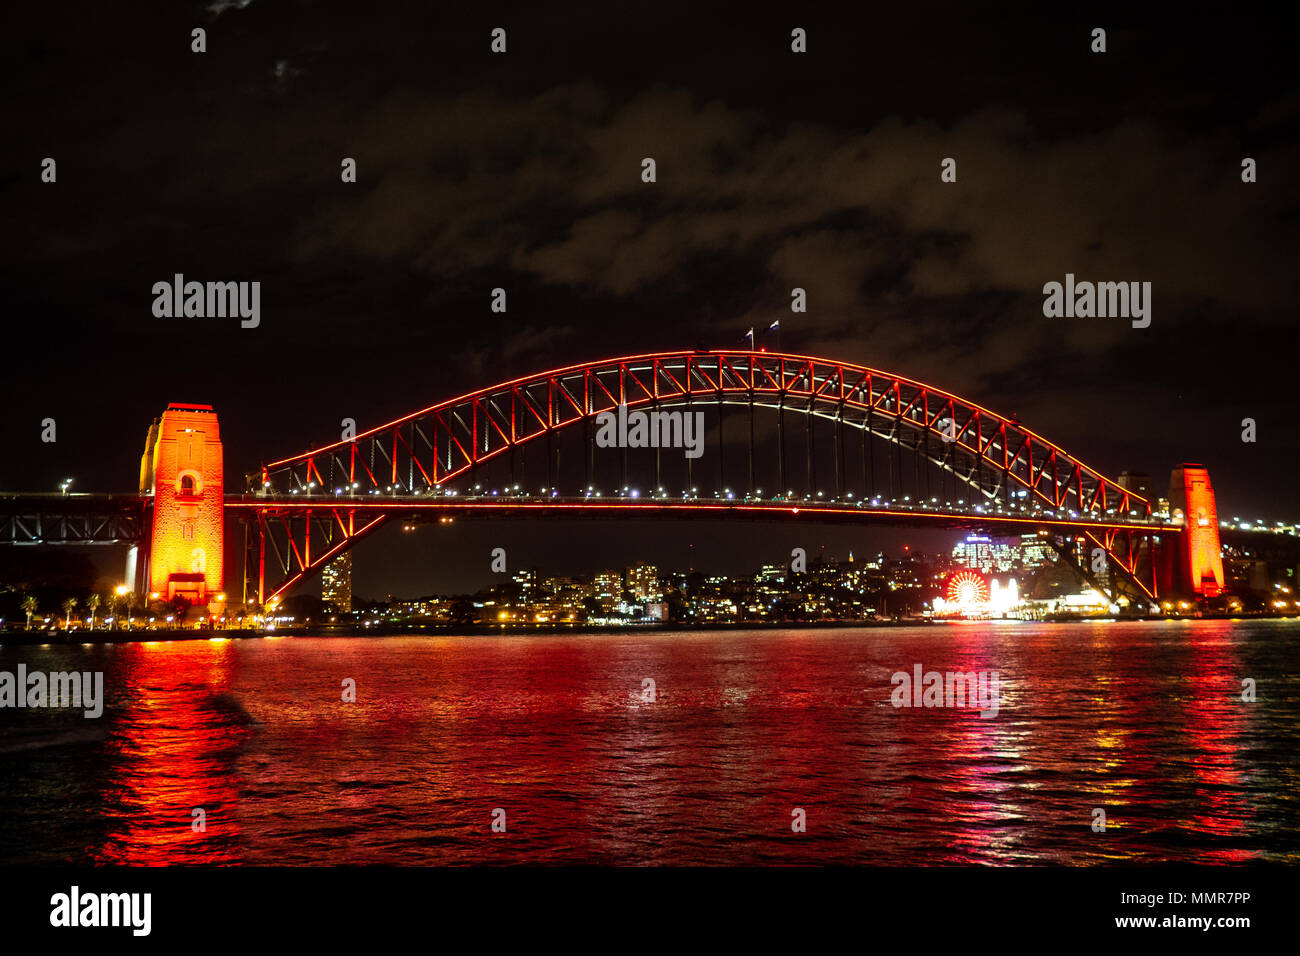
[321,552,353,613]
[626,564,661,602]
[952,533,1054,573]
[952,535,1000,572]
[1016,532,1054,569]
[513,568,538,606]
[593,570,623,612]
[1118,471,1154,507]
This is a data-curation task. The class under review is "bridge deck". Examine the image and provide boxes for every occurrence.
[224,494,1171,534]
[0,493,146,544]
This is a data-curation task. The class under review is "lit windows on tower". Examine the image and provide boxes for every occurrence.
[322,552,353,613]
[593,571,622,612]
[626,564,662,602]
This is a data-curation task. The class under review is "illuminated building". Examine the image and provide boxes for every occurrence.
[136,404,223,605]
[1056,590,1111,613]
[542,576,588,620]
[594,571,622,612]
[754,565,787,604]
[1016,533,1054,569]
[952,534,1052,573]
[626,564,661,602]
[952,535,996,572]
[321,552,353,613]
[513,568,538,607]
[692,595,738,622]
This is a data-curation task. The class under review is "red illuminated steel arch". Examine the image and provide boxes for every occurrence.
[243,350,1155,604]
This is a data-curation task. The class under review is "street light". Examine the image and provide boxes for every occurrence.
[59,478,73,495]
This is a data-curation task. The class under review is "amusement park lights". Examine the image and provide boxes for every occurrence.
[947,570,989,608]
[932,571,1021,618]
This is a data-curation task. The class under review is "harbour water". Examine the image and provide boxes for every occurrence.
[1,620,1296,865]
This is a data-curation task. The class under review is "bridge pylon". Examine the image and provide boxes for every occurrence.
[1167,463,1225,598]
[132,404,225,609]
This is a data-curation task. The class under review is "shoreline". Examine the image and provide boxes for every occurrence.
[1,612,1296,645]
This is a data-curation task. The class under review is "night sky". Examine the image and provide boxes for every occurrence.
[2,3,1297,598]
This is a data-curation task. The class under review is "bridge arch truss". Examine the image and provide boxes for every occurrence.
[239,350,1159,606]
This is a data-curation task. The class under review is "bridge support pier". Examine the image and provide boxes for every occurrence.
[1168,464,1225,598]
[137,404,225,611]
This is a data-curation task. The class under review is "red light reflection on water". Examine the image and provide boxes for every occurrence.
[94,640,251,864]
[11,622,1281,866]
[1182,622,1251,861]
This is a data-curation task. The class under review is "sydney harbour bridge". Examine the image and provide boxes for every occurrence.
[0,349,1280,613]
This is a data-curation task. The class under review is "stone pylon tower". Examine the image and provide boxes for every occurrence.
[133,404,224,605]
